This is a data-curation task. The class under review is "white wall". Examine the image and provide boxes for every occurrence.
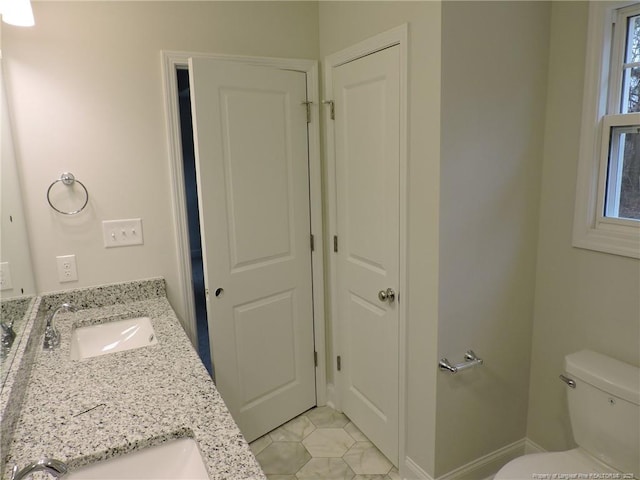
[319,2,442,476]
[437,2,550,476]
[2,1,319,336]
[1,61,36,298]
[5,1,638,476]
[527,1,640,452]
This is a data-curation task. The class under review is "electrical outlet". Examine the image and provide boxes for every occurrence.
[0,262,13,291]
[102,218,144,248]
[56,255,78,283]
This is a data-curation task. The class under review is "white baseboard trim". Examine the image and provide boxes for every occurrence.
[436,438,526,480]
[523,438,546,455]
[403,438,544,480]
[403,456,434,480]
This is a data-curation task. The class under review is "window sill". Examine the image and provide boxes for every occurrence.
[572,223,640,259]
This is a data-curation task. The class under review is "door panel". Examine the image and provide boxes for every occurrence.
[334,45,400,465]
[189,58,316,442]
[343,78,389,270]
[348,293,387,415]
[234,290,297,406]
[221,88,294,268]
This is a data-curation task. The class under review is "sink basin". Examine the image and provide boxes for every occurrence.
[70,317,158,360]
[65,437,209,479]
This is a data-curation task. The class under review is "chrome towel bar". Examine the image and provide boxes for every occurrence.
[439,350,483,374]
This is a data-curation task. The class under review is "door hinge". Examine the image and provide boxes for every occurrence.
[302,101,313,123]
[314,351,318,367]
[333,235,338,253]
[322,100,335,120]
[337,355,342,371]
[310,234,315,252]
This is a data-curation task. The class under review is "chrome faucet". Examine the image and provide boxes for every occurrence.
[1,320,17,357]
[10,458,68,480]
[43,303,77,350]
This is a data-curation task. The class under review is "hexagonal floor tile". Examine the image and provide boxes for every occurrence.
[296,457,355,480]
[387,467,401,480]
[344,422,368,442]
[353,475,390,480]
[343,442,392,475]
[302,428,355,457]
[250,434,273,456]
[305,406,349,428]
[269,414,316,442]
[255,442,311,475]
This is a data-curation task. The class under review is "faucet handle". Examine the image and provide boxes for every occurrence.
[43,325,61,350]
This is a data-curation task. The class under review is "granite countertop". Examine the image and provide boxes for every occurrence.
[3,285,266,480]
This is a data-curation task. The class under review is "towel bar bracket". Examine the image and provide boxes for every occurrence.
[438,350,483,374]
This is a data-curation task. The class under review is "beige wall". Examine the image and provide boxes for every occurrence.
[437,2,550,476]
[1,64,36,299]
[5,1,639,477]
[319,2,442,475]
[2,1,319,333]
[526,2,640,452]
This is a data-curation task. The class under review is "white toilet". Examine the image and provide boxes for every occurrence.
[495,350,639,480]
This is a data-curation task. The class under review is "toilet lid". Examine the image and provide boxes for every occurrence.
[494,449,617,480]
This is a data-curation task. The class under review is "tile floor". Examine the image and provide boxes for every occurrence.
[250,406,400,480]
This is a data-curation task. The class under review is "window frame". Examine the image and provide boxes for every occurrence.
[573,1,640,258]
[596,114,640,226]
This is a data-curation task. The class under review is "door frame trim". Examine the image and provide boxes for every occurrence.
[161,50,327,406]
[323,23,408,468]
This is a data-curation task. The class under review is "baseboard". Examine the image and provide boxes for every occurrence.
[436,438,528,480]
[523,438,546,455]
[403,456,435,480]
[402,438,542,480]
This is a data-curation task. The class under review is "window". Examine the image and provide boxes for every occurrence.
[574,2,640,258]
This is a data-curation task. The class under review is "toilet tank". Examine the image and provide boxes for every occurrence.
[565,350,639,477]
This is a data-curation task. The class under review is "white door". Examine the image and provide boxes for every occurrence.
[188,58,316,442]
[333,45,400,465]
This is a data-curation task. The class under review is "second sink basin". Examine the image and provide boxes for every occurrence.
[65,437,210,479]
[70,317,158,360]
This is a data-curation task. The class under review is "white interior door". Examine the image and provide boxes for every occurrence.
[188,58,316,442]
[333,45,400,465]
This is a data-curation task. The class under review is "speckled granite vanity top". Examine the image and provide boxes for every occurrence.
[2,279,266,480]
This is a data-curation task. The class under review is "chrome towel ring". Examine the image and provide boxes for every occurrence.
[46,172,89,215]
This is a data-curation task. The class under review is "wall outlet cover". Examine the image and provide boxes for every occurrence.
[56,255,78,283]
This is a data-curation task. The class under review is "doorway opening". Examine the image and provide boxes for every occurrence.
[176,67,212,378]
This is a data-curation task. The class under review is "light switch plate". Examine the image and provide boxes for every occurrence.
[0,262,13,290]
[102,218,144,248]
